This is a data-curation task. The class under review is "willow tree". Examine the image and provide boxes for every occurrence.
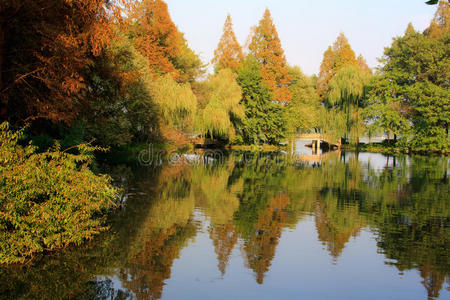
[249,9,292,104]
[196,69,244,141]
[317,33,361,102]
[212,14,243,72]
[151,74,197,134]
[327,64,369,143]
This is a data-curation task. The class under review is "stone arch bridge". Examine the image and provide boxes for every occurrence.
[296,133,341,150]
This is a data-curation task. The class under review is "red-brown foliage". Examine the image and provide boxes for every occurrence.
[128,0,183,80]
[0,0,113,124]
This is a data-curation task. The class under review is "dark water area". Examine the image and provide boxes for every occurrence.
[0,151,449,300]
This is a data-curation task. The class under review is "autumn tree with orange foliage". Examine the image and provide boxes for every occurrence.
[424,0,450,37]
[0,0,113,125]
[317,33,368,101]
[249,9,292,103]
[128,0,183,80]
[357,54,372,75]
[316,46,335,102]
[212,14,244,72]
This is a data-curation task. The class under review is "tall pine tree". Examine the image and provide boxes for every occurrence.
[212,14,243,72]
[249,9,292,104]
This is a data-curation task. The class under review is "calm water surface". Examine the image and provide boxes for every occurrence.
[1,151,449,300]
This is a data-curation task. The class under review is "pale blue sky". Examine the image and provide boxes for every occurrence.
[165,0,437,75]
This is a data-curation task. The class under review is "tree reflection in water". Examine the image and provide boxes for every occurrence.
[0,152,448,299]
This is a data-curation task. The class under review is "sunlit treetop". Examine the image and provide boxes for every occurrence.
[0,0,114,124]
[332,33,359,71]
[357,55,371,75]
[212,14,244,72]
[425,0,449,5]
[404,22,417,36]
[317,33,367,102]
[249,8,292,104]
[424,1,450,37]
[129,0,183,79]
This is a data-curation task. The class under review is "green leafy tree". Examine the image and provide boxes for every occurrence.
[366,14,449,151]
[173,34,206,84]
[237,57,286,145]
[84,32,161,147]
[286,66,321,134]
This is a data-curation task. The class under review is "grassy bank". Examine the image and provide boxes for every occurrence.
[342,143,449,156]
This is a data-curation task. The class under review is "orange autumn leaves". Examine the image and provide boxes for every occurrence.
[212,15,244,72]
[0,0,191,126]
[0,0,113,124]
[129,0,183,80]
[213,9,293,103]
[249,9,292,104]
[317,33,371,101]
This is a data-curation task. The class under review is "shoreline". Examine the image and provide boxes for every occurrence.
[341,144,449,156]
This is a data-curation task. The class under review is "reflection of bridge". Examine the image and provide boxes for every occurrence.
[296,133,341,150]
[294,150,341,163]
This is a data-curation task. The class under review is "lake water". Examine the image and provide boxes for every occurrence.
[1,151,449,300]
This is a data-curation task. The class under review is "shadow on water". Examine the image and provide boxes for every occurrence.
[0,151,448,299]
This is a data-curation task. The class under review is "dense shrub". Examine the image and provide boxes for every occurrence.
[0,123,117,264]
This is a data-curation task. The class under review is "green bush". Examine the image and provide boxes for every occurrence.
[0,122,117,264]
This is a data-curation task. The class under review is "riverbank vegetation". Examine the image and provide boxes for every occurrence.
[0,0,448,263]
[0,123,117,264]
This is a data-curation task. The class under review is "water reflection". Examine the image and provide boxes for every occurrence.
[0,152,448,300]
